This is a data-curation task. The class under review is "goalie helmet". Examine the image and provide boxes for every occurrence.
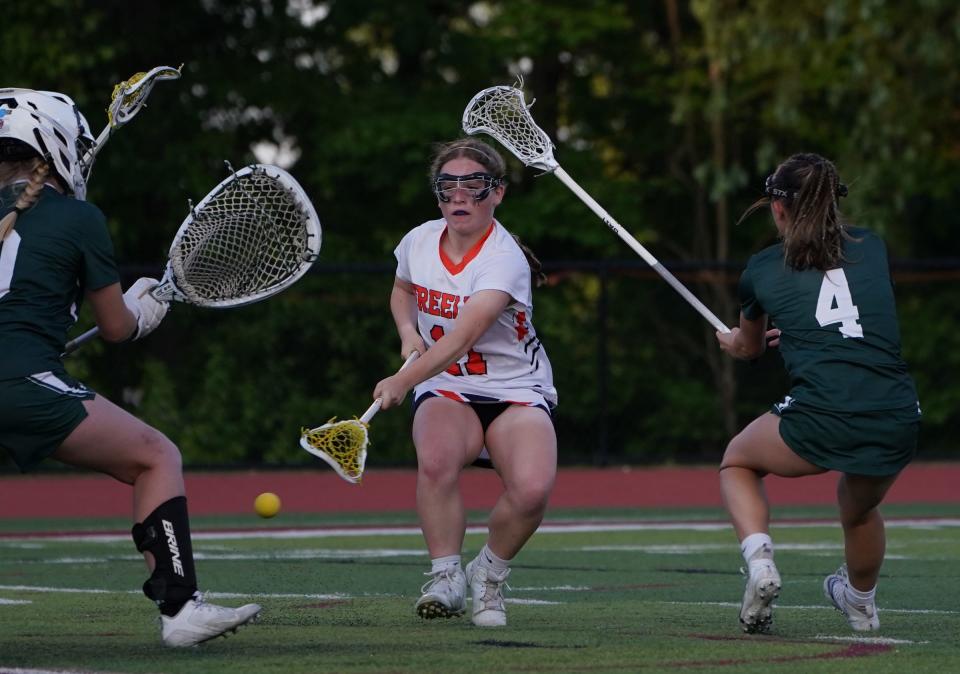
[0,88,94,200]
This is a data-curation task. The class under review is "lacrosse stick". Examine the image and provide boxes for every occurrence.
[63,163,321,354]
[300,351,420,484]
[81,64,183,182]
[462,84,730,333]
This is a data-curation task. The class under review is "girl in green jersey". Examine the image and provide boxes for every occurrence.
[0,88,260,646]
[716,153,920,635]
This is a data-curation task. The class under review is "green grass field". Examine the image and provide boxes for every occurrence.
[1,504,958,673]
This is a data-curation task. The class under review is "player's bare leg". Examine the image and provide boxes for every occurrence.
[54,395,184,522]
[823,472,898,632]
[719,413,824,632]
[411,397,484,618]
[412,397,484,556]
[837,473,897,590]
[484,406,556,558]
[52,394,261,646]
[466,405,556,626]
[720,413,825,538]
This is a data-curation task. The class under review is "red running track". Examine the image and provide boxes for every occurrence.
[0,463,956,519]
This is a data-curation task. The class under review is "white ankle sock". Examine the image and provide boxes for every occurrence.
[741,533,774,564]
[431,554,461,574]
[845,581,876,606]
[476,544,510,575]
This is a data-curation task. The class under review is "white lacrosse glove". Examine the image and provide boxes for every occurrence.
[122,277,169,340]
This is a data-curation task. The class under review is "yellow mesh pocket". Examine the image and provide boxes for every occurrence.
[106,66,181,125]
[301,418,369,482]
[107,72,147,124]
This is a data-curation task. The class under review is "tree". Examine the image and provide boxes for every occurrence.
[2,0,956,469]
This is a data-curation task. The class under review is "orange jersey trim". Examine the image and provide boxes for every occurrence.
[436,389,468,402]
[439,222,495,275]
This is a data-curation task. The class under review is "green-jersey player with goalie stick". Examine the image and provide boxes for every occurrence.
[0,88,260,647]
[716,153,921,635]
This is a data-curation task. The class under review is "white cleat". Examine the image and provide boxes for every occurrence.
[466,559,510,627]
[415,567,466,619]
[823,564,880,632]
[739,559,781,634]
[161,594,262,647]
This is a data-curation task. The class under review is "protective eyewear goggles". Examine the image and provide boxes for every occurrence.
[432,172,503,202]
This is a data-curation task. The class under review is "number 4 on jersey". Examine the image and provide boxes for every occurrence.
[815,268,863,338]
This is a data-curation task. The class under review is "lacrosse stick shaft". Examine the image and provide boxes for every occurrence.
[62,326,99,356]
[62,284,157,356]
[359,351,420,423]
[553,167,731,333]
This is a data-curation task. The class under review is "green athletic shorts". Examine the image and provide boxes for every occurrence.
[772,396,921,477]
[0,371,95,473]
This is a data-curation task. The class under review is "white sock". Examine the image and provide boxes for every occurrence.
[845,581,876,606]
[741,533,774,564]
[430,554,461,574]
[475,544,510,575]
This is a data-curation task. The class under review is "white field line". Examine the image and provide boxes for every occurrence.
[812,634,929,645]
[664,600,959,615]
[0,549,427,565]
[579,542,845,553]
[10,545,930,567]
[0,585,346,600]
[3,517,959,544]
[513,585,592,591]
[9,543,942,568]
[3,584,949,618]
[0,584,551,607]
[0,669,120,674]
[2,518,956,618]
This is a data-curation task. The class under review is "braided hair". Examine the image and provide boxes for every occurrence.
[0,157,51,240]
[739,153,851,271]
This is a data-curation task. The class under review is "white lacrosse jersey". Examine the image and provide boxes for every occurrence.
[394,218,557,409]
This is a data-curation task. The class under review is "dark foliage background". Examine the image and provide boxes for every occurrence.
[3,0,957,469]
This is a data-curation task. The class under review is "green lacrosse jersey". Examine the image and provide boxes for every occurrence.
[0,185,120,378]
[739,227,917,413]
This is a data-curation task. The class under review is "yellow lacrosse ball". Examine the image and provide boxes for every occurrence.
[254,492,281,518]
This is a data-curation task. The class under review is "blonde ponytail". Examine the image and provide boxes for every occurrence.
[0,159,49,240]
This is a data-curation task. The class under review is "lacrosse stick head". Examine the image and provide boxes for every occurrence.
[153,163,321,308]
[300,418,369,484]
[462,85,558,173]
[81,65,182,182]
[106,64,182,128]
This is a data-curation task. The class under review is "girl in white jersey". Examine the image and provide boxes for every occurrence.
[374,138,557,627]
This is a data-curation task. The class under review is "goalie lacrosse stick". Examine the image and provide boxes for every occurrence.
[462,85,730,333]
[62,163,321,354]
[300,351,420,484]
[81,64,183,182]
